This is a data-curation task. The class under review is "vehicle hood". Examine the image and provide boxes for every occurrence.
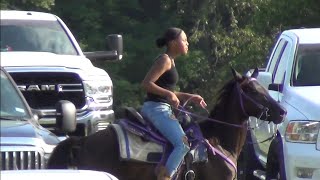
[285,87,320,119]
[0,52,107,75]
[1,120,37,137]
[0,120,60,145]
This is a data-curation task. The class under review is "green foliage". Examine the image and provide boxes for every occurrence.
[252,0,320,35]
[1,0,54,10]
[112,79,145,117]
[4,0,319,111]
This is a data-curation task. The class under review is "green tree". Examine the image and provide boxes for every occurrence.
[3,0,320,111]
[1,0,54,10]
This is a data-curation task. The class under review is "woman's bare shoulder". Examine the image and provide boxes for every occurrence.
[155,54,171,66]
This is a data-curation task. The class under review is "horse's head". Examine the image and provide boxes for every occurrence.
[232,68,286,124]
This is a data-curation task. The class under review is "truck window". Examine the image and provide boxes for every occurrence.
[267,39,288,75]
[293,44,320,86]
[0,70,30,118]
[273,41,291,84]
[0,20,77,55]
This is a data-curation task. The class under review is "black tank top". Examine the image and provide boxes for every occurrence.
[145,59,179,103]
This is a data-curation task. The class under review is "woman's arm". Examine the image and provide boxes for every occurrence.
[141,55,180,107]
[175,92,207,108]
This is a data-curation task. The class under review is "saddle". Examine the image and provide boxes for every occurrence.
[111,107,208,164]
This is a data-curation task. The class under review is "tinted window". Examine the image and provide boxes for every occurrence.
[267,39,287,74]
[274,41,291,84]
[0,70,30,118]
[293,44,320,86]
[0,20,77,55]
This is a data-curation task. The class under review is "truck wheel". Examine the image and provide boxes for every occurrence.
[237,131,263,180]
[266,137,286,180]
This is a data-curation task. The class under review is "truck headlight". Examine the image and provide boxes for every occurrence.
[83,80,112,104]
[285,121,320,143]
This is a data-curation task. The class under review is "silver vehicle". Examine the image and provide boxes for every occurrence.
[239,28,320,180]
[0,67,76,170]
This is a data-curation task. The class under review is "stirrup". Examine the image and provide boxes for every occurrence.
[184,169,195,180]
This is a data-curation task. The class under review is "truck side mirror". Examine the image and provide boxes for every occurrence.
[84,34,123,61]
[107,34,123,60]
[31,109,44,121]
[55,100,76,133]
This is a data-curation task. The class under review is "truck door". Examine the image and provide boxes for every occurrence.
[252,37,293,157]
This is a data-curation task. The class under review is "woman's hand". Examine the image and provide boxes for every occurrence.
[190,94,207,108]
[166,92,180,108]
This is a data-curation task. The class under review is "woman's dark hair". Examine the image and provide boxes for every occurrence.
[156,27,183,48]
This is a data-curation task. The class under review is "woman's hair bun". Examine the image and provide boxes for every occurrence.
[156,27,183,48]
[156,37,166,48]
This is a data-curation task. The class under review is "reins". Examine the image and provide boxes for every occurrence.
[176,105,246,128]
[172,79,280,177]
[176,79,269,129]
[175,79,277,144]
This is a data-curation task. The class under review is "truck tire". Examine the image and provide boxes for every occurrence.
[237,131,263,180]
[266,136,286,180]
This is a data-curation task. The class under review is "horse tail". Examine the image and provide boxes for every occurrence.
[47,136,81,169]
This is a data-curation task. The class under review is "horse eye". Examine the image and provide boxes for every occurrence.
[244,87,257,93]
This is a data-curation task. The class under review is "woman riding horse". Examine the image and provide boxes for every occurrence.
[48,67,286,180]
[141,27,207,180]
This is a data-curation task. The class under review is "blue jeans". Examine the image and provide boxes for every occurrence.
[141,101,190,177]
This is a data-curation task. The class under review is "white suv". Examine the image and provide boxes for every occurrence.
[240,28,320,180]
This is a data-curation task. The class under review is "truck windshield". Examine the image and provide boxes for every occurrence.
[0,19,77,55]
[293,44,320,86]
[0,70,30,119]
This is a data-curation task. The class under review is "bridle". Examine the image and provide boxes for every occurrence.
[177,78,271,128]
[236,78,279,144]
[236,79,270,122]
[173,78,277,178]
[175,78,277,142]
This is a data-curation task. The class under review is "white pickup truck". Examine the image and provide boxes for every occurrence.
[239,28,320,180]
[0,10,123,137]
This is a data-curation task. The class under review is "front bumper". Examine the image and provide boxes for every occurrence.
[283,142,320,179]
[39,109,115,135]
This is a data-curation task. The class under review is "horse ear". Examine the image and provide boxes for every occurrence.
[231,67,243,81]
[251,68,259,78]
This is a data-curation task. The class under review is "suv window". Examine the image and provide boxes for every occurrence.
[293,44,320,86]
[267,39,288,74]
[0,69,30,119]
[0,20,77,55]
[273,41,291,84]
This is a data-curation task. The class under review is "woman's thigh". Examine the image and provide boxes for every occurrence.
[141,101,185,145]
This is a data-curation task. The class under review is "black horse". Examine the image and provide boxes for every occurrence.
[48,68,286,180]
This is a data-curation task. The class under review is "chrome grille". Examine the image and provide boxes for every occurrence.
[9,72,86,109]
[0,148,45,170]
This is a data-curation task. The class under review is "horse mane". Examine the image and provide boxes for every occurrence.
[209,78,237,118]
[199,76,247,140]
